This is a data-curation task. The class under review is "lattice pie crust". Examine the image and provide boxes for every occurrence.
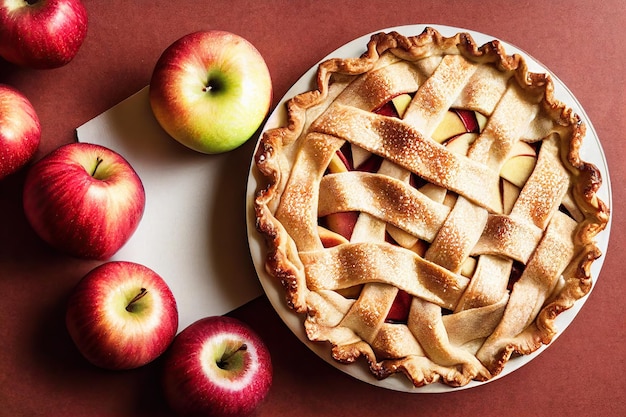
[254,28,609,387]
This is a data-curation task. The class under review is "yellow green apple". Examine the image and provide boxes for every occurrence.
[149,31,273,154]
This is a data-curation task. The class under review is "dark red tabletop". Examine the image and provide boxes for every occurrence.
[1,1,624,416]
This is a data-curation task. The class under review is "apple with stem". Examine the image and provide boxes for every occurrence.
[66,261,179,370]
[149,30,273,154]
[162,316,273,417]
[22,142,145,260]
[0,0,88,69]
[0,84,41,180]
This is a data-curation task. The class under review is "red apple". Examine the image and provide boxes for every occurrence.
[324,211,359,241]
[327,151,350,173]
[373,100,398,118]
[0,84,40,180]
[23,142,145,260]
[162,316,272,417]
[386,290,412,323]
[149,30,273,154]
[318,225,349,248]
[444,132,478,156]
[391,93,412,117]
[66,261,178,370]
[499,141,538,188]
[454,109,480,133]
[431,110,467,143]
[0,0,88,69]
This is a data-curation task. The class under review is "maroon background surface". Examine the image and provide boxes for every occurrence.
[1,1,624,416]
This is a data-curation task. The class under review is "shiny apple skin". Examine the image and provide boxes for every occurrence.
[149,30,273,154]
[66,261,179,370]
[22,142,145,260]
[0,84,41,179]
[162,316,273,417]
[0,0,88,69]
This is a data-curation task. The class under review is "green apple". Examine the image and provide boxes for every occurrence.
[149,30,272,154]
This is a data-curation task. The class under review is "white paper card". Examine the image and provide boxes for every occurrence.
[76,87,263,331]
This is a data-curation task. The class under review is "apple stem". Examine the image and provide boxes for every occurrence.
[91,156,104,177]
[126,288,147,312]
[218,344,248,369]
[202,78,223,94]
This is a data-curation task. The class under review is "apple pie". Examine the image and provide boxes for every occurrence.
[253,28,609,387]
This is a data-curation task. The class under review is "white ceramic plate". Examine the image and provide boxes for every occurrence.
[245,24,613,393]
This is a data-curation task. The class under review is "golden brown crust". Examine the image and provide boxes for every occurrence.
[254,27,609,387]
